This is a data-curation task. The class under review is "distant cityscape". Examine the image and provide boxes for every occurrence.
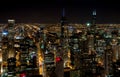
[0,10,120,77]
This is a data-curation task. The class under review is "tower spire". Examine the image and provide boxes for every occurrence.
[92,9,96,16]
[92,9,96,21]
[62,8,65,17]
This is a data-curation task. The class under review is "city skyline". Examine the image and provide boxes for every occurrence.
[0,0,120,23]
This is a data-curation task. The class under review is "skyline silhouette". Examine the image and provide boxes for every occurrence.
[0,0,120,23]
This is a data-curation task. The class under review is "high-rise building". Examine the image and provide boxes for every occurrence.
[55,8,67,77]
[7,19,15,58]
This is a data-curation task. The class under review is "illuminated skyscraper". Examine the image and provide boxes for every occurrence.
[55,8,67,77]
[7,19,15,58]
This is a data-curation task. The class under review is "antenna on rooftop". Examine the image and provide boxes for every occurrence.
[62,8,65,17]
[92,9,96,16]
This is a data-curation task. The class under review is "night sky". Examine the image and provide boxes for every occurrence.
[0,0,120,24]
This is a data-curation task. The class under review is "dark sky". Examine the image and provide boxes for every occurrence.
[0,0,120,23]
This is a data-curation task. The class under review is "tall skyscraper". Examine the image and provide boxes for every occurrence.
[7,19,15,58]
[55,8,67,77]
